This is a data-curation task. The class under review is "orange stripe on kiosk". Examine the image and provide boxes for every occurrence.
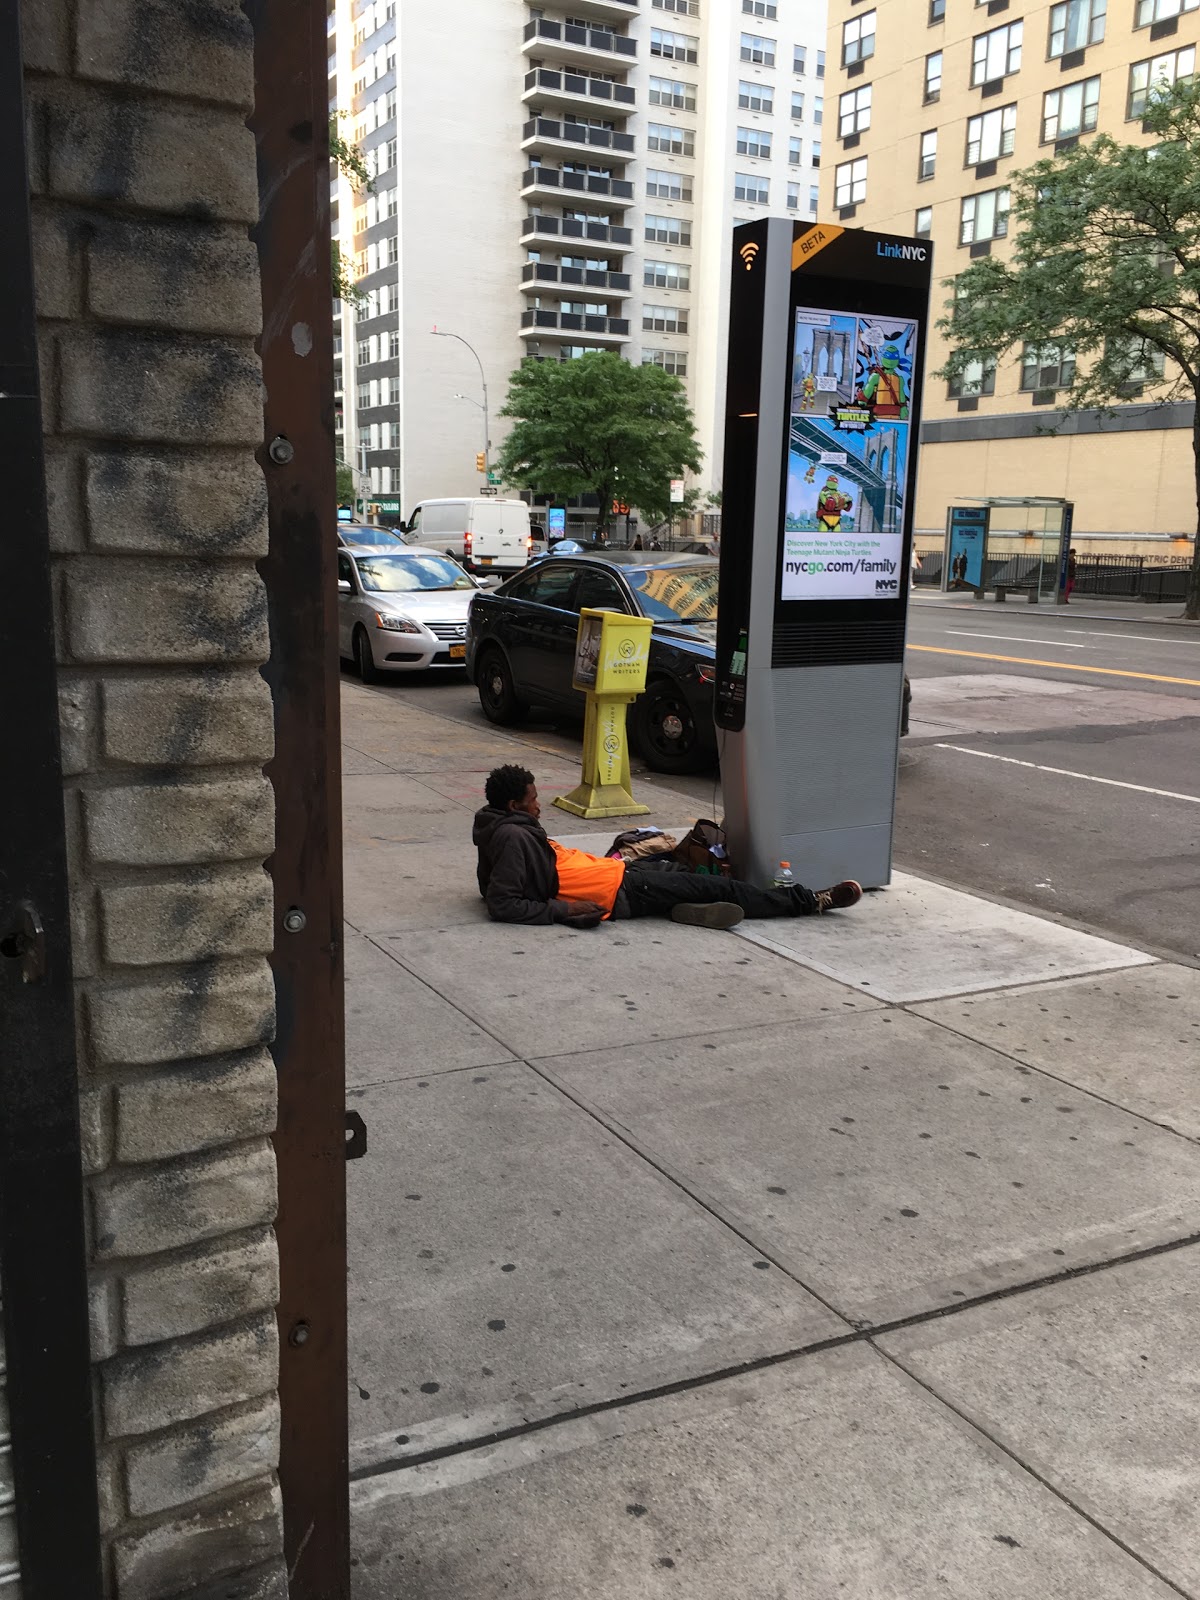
[554,608,654,818]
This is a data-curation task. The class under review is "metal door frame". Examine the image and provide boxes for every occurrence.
[246,0,351,1593]
[0,6,104,1596]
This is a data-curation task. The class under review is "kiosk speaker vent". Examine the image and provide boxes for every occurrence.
[771,619,907,668]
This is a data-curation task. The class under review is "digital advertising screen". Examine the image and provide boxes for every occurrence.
[781,308,917,604]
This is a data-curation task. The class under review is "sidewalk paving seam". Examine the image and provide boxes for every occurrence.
[348,1226,1200,1488]
[876,1345,1196,1600]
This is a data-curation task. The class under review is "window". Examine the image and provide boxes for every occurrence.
[648,75,698,110]
[1020,342,1076,390]
[813,95,823,124]
[734,171,770,202]
[811,139,822,166]
[839,84,872,136]
[1107,336,1166,384]
[651,27,698,61]
[740,32,776,64]
[646,167,692,200]
[743,0,777,14]
[356,339,369,365]
[574,568,630,613]
[930,0,946,19]
[792,91,805,117]
[834,155,868,207]
[388,329,399,360]
[817,49,826,76]
[647,121,695,155]
[1043,76,1100,140]
[972,21,1022,86]
[919,129,937,178]
[644,259,691,289]
[915,205,933,236]
[736,126,773,157]
[960,186,1011,243]
[643,348,688,375]
[965,103,1016,164]
[789,135,803,163]
[1136,0,1197,27]
[925,50,943,100]
[809,184,820,211]
[948,356,997,397]
[842,11,876,66]
[522,564,578,608]
[1048,0,1106,56]
[1128,47,1195,118]
[737,79,775,111]
[794,43,807,72]
[646,213,691,244]
[644,303,688,331]
[787,181,801,209]
[652,0,700,12]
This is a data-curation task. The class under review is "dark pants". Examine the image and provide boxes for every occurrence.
[615,859,817,919]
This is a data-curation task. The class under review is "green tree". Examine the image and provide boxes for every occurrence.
[940,79,1200,617]
[329,115,372,308]
[496,352,702,534]
[336,460,356,506]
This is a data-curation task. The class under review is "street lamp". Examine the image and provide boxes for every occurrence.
[432,327,489,480]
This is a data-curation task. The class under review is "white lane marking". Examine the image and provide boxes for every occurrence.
[1072,629,1197,645]
[943,630,1087,649]
[935,743,1200,805]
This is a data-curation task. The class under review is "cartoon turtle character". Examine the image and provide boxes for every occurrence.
[816,474,853,532]
[803,462,817,483]
[861,344,909,420]
[799,373,818,411]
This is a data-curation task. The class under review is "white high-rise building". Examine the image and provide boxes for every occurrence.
[329,0,827,527]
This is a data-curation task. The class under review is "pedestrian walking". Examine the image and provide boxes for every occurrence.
[1065,546,1077,602]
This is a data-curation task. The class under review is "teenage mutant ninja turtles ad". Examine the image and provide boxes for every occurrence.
[782,309,917,602]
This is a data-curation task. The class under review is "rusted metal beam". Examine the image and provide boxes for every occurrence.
[245,0,350,1593]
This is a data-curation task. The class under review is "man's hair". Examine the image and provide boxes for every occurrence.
[485,764,535,810]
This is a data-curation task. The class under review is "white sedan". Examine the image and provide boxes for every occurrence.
[337,545,482,681]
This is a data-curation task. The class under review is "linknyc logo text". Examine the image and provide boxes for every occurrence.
[875,576,899,592]
[876,241,928,262]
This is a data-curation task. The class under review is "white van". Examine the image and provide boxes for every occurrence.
[404,498,532,573]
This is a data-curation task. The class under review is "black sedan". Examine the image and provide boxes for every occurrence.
[466,555,719,774]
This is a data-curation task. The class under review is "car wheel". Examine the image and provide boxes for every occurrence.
[354,626,381,684]
[477,648,527,725]
[633,678,707,775]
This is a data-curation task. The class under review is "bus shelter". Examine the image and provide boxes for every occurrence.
[945,496,1074,604]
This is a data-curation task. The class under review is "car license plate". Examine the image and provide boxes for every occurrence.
[449,644,466,659]
[479,556,493,565]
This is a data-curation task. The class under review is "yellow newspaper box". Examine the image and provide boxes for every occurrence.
[554,608,654,818]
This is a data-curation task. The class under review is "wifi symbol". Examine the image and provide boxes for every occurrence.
[739,241,760,271]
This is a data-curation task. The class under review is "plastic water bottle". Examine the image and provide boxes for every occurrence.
[774,860,795,891]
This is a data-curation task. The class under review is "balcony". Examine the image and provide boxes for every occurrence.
[520,214,633,256]
[520,167,634,210]
[546,0,637,19]
[522,117,636,158]
[520,262,632,298]
[519,309,631,344]
[522,18,637,70]
[522,67,636,117]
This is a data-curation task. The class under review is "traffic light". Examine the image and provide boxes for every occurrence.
[475,452,486,473]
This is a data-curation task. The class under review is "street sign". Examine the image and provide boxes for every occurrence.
[487,468,502,485]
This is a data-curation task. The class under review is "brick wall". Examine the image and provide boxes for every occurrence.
[22,0,286,1594]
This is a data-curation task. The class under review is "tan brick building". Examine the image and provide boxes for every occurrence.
[821,0,1200,555]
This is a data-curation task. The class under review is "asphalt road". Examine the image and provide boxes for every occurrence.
[346,594,1200,963]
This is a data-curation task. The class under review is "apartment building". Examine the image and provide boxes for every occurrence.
[328,0,827,523]
[822,0,1199,545]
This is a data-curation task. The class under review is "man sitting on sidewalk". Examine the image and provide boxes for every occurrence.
[473,764,862,930]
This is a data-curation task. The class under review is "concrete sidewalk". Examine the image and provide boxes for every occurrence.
[912,589,1197,625]
[340,677,1200,1599]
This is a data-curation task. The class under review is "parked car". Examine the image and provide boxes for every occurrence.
[336,522,403,549]
[466,554,719,774]
[337,546,482,681]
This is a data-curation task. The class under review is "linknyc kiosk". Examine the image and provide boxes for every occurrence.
[715,219,932,890]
